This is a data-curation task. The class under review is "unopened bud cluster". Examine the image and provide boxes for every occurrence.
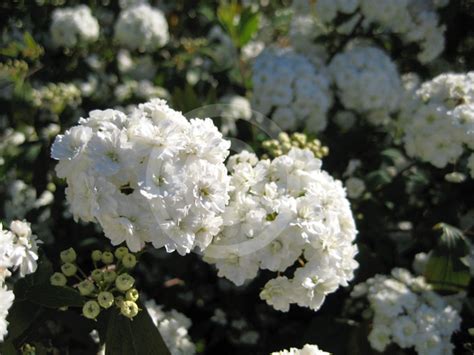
[50,246,141,321]
[262,132,329,159]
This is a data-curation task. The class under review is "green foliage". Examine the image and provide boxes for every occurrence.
[104,302,170,355]
[424,223,471,293]
[217,2,260,48]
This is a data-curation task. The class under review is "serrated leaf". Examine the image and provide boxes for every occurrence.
[26,285,85,308]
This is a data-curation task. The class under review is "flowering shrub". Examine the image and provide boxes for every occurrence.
[1,0,474,354]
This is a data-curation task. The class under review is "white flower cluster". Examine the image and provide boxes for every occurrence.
[401,72,474,172]
[145,300,196,355]
[50,5,100,48]
[351,268,461,355]
[114,4,169,52]
[291,0,448,63]
[51,99,231,254]
[271,343,330,355]
[204,148,358,312]
[0,221,41,341]
[252,48,332,133]
[329,45,402,125]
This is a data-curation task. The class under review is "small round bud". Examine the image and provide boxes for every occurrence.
[91,269,103,282]
[103,270,117,283]
[50,272,67,286]
[61,263,77,277]
[122,254,137,269]
[82,300,100,320]
[125,288,139,302]
[101,251,114,265]
[97,291,114,309]
[60,248,77,263]
[78,280,95,296]
[115,296,124,308]
[114,246,129,260]
[91,250,102,262]
[115,273,135,292]
[120,300,139,319]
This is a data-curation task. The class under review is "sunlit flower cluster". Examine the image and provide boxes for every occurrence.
[401,72,474,172]
[252,48,332,132]
[329,45,402,125]
[51,99,231,254]
[0,220,41,341]
[145,300,196,355]
[50,5,100,48]
[291,0,448,63]
[114,3,169,52]
[351,268,461,354]
[204,148,358,312]
[271,343,330,355]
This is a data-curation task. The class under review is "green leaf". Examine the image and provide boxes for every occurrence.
[105,303,170,355]
[5,301,41,341]
[0,339,17,355]
[237,9,259,47]
[424,223,471,293]
[366,170,392,189]
[26,285,85,308]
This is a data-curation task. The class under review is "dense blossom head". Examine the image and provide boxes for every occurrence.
[51,99,231,254]
[0,220,40,342]
[351,268,462,354]
[145,300,196,355]
[291,0,447,63]
[50,5,100,48]
[329,45,402,125]
[401,72,474,172]
[114,4,169,52]
[204,148,358,312]
[252,48,332,133]
[271,343,330,355]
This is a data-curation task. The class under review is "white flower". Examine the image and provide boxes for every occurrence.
[271,343,330,355]
[0,284,15,342]
[50,5,99,48]
[205,148,358,312]
[114,4,169,52]
[51,99,231,254]
[8,221,41,278]
[291,0,447,63]
[329,45,402,122]
[353,268,462,354]
[345,177,365,199]
[145,300,196,355]
[252,48,332,133]
[400,72,474,171]
[219,95,252,135]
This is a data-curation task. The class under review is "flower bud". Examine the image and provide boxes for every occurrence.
[97,291,114,309]
[122,253,137,269]
[60,248,77,263]
[91,250,102,262]
[115,273,135,292]
[115,246,129,260]
[61,263,77,277]
[101,251,114,264]
[125,288,139,302]
[78,280,95,296]
[82,300,101,319]
[103,270,117,283]
[120,300,139,319]
[115,296,124,308]
[91,269,103,282]
[50,272,67,286]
